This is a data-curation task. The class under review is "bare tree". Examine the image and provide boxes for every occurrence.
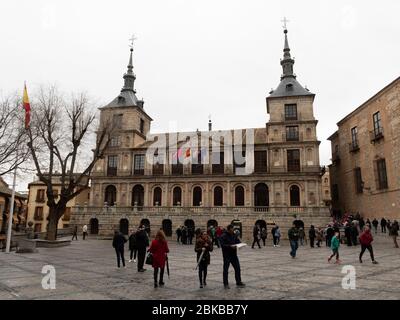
[0,93,29,176]
[26,86,113,241]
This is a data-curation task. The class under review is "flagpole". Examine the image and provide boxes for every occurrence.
[5,156,18,253]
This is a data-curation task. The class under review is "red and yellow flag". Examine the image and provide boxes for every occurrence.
[23,83,31,129]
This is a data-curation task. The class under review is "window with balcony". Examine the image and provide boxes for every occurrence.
[286,126,299,141]
[354,167,363,194]
[107,155,118,176]
[212,152,224,174]
[254,150,267,173]
[287,149,300,172]
[376,158,388,189]
[134,154,145,175]
[284,104,297,121]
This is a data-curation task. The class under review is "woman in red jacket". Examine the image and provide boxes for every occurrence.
[359,226,378,264]
[149,230,170,288]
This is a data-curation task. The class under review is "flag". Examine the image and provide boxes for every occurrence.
[23,83,31,129]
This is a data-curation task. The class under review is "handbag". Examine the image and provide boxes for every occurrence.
[145,251,153,265]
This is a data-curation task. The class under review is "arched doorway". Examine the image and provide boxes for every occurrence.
[89,218,99,235]
[132,185,144,207]
[173,187,182,206]
[119,219,129,235]
[153,187,162,206]
[193,186,202,206]
[162,219,172,237]
[104,185,117,206]
[235,185,245,206]
[254,183,269,207]
[213,186,223,206]
[140,218,150,234]
[255,219,267,230]
[290,185,301,206]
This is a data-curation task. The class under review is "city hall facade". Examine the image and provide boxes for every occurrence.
[71,28,331,240]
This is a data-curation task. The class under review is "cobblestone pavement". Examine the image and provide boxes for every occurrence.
[1,233,399,300]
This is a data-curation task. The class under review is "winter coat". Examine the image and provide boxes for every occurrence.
[309,228,316,239]
[220,231,240,258]
[112,233,126,250]
[381,218,387,226]
[359,230,373,246]
[330,236,340,251]
[135,230,149,250]
[128,233,137,251]
[149,239,169,268]
[195,236,213,265]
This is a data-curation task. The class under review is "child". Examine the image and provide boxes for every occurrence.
[328,231,341,264]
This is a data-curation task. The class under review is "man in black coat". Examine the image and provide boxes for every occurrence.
[381,218,387,233]
[372,218,379,234]
[344,224,352,246]
[176,227,182,243]
[308,225,316,248]
[326,226,334,247]
[220,224,245,289]
[251,224,261,249]
[135,226,149,272]
[112,231,127,268]
[351,223,359,246]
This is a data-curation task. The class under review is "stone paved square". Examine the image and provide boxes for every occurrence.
[1,233,399,300]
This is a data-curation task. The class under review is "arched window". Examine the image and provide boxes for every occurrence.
[254,183,269,207]
[235,186,245,206]
[213,186,223,206]
[193,187,202,206]
[153,187,162,206]
[173,187,182,206]
[132,185,144,206]
[104,185,117,206]
[290,185,301,206]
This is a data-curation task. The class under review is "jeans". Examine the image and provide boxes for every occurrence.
[360,244,375,261]
[290,240,298,257]
[223,255,241,285]
[115,248,125,267]
[130,249,137,260]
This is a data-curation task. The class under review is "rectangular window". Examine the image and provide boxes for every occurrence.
[34,207,44,220]
[351,127,358,147]
[286,126,299,141]
[287,149,300,172]
[140,119,145,134]
[107,155,118,176]
[376,159,388,189]
[110,136,120,147]
[212,152,224,174]
[36,189,45,202]
[354,167,363,194]
[233,150,246,174]
[134,154,145,175]
[254,151,267,173]
[285,104,297,121]
[373,112,382,135]
[112,114,123,129]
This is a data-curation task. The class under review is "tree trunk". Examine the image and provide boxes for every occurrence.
[46,207,60,241]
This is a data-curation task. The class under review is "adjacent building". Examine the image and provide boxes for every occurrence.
[71,27,330,239]
[328,77,400,220]
[27,175,90,233]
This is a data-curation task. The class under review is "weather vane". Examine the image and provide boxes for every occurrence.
[129,34,137,49]
[281,17,289,30]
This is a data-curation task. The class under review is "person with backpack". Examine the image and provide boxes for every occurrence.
[309,225,316,248]
[112,230,127,268]
[327,231,341,264]
[195,230,213,288]
[261,227,267,246]
[359,225,378,264]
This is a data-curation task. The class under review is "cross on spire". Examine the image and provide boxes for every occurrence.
[129,34,137,50]
[281,17,289,30]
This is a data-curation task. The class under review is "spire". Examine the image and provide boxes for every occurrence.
[121,47,136,93]
[280,26,296,80]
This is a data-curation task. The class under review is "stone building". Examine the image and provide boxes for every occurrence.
[27,175,90,233]
[321,171,331,207]
[0,177,27,234]
[71,27,330,240]
[328,77,400,220]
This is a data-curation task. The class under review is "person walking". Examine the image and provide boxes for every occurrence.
[112,230,127,268]
[72,225,78,241]
[309,225,316,248]
[344,223,352,246]
[220,224,245,289]
[149,230,169,288]
[316,227,323,248]
[82,225,88,240]
[176,227,182,244]
[381,217,387,233]
[359,226,378,264]
[261,227,267,247]
[372,218,379,234]
[195,230,213,288]
[128,229,138,263]
[389,220,399,248]
[136,226,150,272]
[328,231,341,264]
[299,228,306,246]
[251,224,261,249]
[351,222,359,246]
[274,225,281,247]
[288,223,300,258]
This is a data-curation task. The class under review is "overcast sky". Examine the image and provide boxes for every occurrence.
[1,0,399,190]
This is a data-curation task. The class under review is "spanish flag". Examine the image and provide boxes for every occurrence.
[23,83,31,129]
